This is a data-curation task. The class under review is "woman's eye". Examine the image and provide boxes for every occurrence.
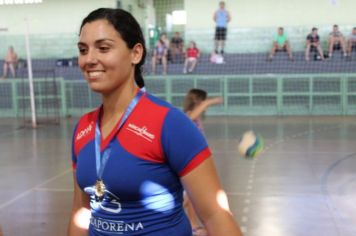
[78,48,88,55]
[99,47,110,52]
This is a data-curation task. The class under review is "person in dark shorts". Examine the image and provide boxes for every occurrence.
[170,32,184,63]
[328,24,347,58]
[268,27,294,61]
[213,1,231,55]
[305,27,325,61]
[347,27,356,57]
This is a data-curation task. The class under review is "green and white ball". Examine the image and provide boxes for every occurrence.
[238,131,264,158]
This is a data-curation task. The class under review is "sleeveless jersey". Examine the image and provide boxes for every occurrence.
[215,9,229,28]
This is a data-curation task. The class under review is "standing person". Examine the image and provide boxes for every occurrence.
[328,24,347,58]
[305,27,325,61]
[183,89,223,236]
[68,8,243,236]
[213,1,231,55]
[170,31,184,63]
[183,41,200,74]
[2,46,18,79]
[267,27,294,61]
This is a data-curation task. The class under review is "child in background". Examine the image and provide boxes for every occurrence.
[183,89,223,236]
[183,41,200,74]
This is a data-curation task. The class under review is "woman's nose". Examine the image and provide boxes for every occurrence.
[85,49,98,65]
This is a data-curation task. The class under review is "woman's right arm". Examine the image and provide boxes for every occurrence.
[67,172,91,236]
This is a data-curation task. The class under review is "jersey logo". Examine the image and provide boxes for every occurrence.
[76,122,94,141]
[126,123,155,142]
[84,186,145,233]
[84,186,122,214]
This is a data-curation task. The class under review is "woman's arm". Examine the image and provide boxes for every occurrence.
[187,97,223,121]
[181,157,243,236]
[67,172,91,236]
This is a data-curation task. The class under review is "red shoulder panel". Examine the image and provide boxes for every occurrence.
[118,96,169,163]
[73,109,99,157]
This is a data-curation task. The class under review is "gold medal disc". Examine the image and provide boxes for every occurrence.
[95,180,106,198]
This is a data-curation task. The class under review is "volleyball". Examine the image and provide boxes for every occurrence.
[237,131,264,158]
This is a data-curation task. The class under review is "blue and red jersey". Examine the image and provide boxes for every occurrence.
[72,92,211,235]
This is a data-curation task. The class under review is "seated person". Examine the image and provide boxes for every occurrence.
[268,27,294,61]
[2,46,18,79]
[347,27,356,57]
[328,24,347,58]
[151,33,169,75]
[183,41,200,74]
[169,32,184,63]
[305,27,325,61]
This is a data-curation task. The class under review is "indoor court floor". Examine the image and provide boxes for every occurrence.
[0,116,356,236]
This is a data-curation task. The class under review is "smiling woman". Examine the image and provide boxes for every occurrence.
[77,16,145,96]
[67,8,242,236]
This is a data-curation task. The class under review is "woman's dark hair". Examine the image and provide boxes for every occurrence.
[183,89,207,113]
[80,8,146,88]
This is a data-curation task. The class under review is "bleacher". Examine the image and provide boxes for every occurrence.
[1,49,356,81]
[0,22,355,117]
[144,51,356,76]
[0,58,83,80]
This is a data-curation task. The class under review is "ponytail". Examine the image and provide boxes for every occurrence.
[134,66,145,88]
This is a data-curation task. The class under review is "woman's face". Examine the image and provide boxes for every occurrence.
[78,19,141,94]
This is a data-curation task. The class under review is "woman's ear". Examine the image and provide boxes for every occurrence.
[131,43,143,65]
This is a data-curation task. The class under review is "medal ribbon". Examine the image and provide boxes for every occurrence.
[95,89,144,181]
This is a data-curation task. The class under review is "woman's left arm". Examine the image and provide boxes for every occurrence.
[181,157,243,236]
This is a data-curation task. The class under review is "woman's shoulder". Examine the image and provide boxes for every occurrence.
[76,107,99,126]
[143,93,186,116]
[143,93,175,109]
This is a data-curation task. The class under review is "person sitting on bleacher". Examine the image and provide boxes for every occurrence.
[328,24,347,58]
[305,27,325,61]
[183,41,200,74]
[151,33,169,75]
[170,32,184,63]
[347,27,356,58]
[1,46,18,79]
[267,27,294,61]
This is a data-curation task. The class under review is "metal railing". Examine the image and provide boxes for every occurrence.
[1,73,356,117]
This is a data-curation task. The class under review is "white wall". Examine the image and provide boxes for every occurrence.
[185,0,356,30]
[0,0,148,57]
[0,0,117,35]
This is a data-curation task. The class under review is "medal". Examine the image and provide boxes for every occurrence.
[95,179,106,198]
[93,89,145,201]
